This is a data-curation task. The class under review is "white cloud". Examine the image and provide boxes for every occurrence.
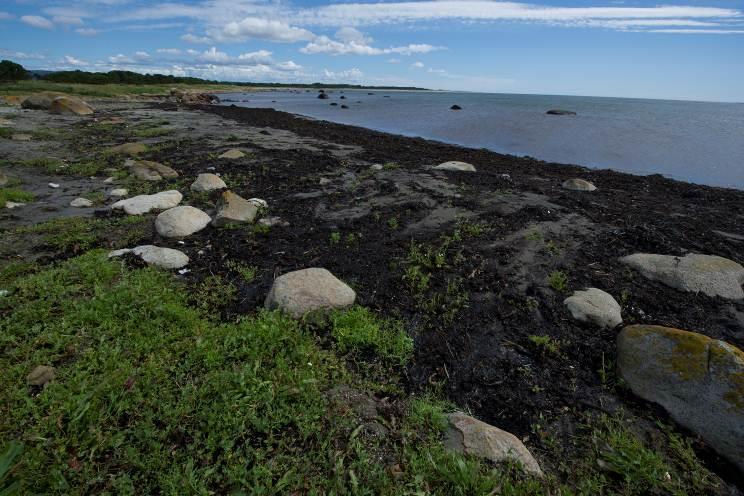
[301,28,442,56]
[410,61,425,68]
[0,49,46,60]
[388,58,401,63]
[134,51,151,59]
[64,55,86,66]
[157,48,182,54]
[198,47,230,63]
[276,60,302,71]
[216,18,315,42]
[181,33,212,44]
[109,53,135,63]
[20,15,55,30]
[53,15,84,26]
[237,49,274,64]
[646,28,744,34]
[323,67,364,81]
[76,28,99,36]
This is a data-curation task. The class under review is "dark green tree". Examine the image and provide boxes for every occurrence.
[0,60,29,82]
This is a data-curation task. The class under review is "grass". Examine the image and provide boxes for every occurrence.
[329,306,413,365]
[225,260,258,282]
[0,251,552,494]
[528,335,562,356]
[0,188,34,208]
[131,127,172,138]
[548,270,569,292]
[0,127,14,139]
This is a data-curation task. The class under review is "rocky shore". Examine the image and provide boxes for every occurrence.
[1,91,743,493]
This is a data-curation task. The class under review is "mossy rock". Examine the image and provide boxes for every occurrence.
[617,325,744,474]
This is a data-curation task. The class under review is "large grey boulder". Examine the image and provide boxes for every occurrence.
[111,190,182,215]
[562,178,596,191]
[564,288,622,329]
[445,412,543,477]
[21,92,65,110]
[265,268,356,318]
[155,206,211,238]
[191,173,226,192]
[212,190,258,227]
[617,325,744,473]
[620,253,744,300]
[434,161,476,172]
[108,245,189,269]
[49,96,94,116]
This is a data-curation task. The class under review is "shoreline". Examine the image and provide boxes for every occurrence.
[2,96,743,492]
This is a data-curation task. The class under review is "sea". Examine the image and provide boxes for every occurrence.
[218,90,744,190]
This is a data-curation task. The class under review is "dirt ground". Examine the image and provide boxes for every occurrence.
[3,99,743,491]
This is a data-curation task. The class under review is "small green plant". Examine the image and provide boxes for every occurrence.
[225,260,258,282]
[457,220,489,238]
[382,162,400,170]
[528,335,561,355]
[226,134,239,142]
[0,127,13,139]
[387,217,399,230]
[0,188,34,207]
[0,441,23,495]
[251,223,271,235]
[525,230,543,241]
[329,306,413,365]
[548,270,568,292]
[329,231,341,245]
[404,265,431,296]
[132,127,172,138]
[82,191,106,204]
[345,232,360,246]
[192,275,237,314]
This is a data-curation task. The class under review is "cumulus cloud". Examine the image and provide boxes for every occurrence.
[20,15,55,30]
[64,55,86,65]
[157,48,182,54]
[237,49,274,64]
[216,18,314,42]
[53,15,84,26]
[301,27,442,56]
[322,67,363,80]
[181,33,212,44]
[410,61,424,68]
[0,49,46,60]
[76,28,99,36]
[109,53,135,63]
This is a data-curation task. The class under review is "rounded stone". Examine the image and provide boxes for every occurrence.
[155,206,211,238]
[111,190,182,215]
[264,268,356,318]
[191,173,227,192]
[564,288,622,329]
[434,161,476,172]
[70,197,93,208]
[562,178,597,191]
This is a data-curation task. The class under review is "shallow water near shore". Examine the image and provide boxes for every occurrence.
[220,90,744,190]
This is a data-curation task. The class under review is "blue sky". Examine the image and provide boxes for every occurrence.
[1,0,743,101]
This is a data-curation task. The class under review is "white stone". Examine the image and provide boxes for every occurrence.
[111,190,182,215]
[109,188,128,198]
[103,177,115,184]
[70,197,93,208]
[265,268,356,318]
[5,201,24,209]
[191,173,226,192]
[434,161,476,172]
[219,149,246,159]
[108,245,189,269]
[48,183,60,189]
[155,206,211,238]
[564,288,622,329]
[247,198,268,209]
[562,178,597,191]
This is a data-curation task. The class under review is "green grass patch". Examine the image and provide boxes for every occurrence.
[0,127,14,139]
[0,80,239,98]
[131,127,172,138]
[0,188,34,208]
[548,270,569,292]
[329,306,413,365]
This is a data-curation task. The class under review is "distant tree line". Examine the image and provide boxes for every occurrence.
[0,60,30,82]
[0,60,426,90]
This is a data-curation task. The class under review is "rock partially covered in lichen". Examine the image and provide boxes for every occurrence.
[617,325,744,473]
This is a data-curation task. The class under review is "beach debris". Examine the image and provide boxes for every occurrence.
[155,206,211,238]
[265,268,356,318]
[218,149,245,159]
[445,412,543,477]
[434,161,476,172]
[212,190,259,226]
[70,197,93,208]
[620,253,744,299]
[617,325,744,473]
[191,173,226,192]
[564,288,622,329]
[108,245,189,269]
[112,190,182,215]
[562,178,596,191]
[318,93,329,100]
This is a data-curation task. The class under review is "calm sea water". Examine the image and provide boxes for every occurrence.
[219,90,744,190]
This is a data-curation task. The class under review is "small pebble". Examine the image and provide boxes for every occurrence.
[48,183,60,188]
